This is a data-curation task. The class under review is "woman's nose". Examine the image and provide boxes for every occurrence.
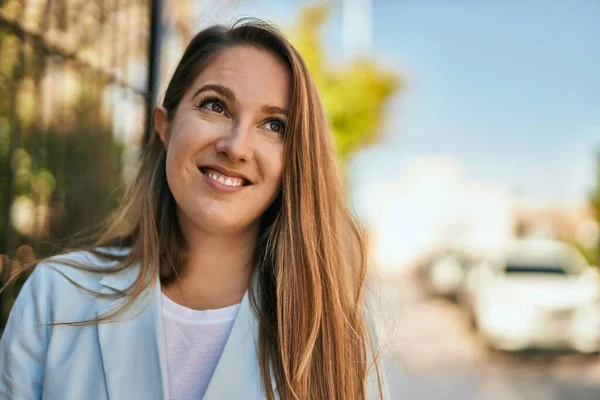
[214,120,253,162]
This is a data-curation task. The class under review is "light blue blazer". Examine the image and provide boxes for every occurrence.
[0,250,389,399]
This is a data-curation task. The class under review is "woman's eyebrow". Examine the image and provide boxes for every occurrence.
[262,105,288,117]
[191,84,235,102]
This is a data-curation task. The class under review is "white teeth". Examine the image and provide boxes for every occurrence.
[204,170,244,187]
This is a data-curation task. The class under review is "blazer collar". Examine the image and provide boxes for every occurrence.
[202,290,278,399]
[97,266,169,400]
[96,268,276,400]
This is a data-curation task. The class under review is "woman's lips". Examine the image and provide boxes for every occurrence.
[199,167,251,193]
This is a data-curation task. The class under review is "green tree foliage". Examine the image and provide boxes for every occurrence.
[0,35,124,259]
[0,30,125,327]
[291,3,401,161]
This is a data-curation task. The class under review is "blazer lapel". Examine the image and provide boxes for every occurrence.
[97,267,169,400]
[202,291,278,400]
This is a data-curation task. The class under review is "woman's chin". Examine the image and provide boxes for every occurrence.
[183,212,257,237]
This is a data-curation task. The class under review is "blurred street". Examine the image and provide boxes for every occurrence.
[378,272,600,399]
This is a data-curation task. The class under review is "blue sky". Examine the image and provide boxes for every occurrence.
[198,0,600,207]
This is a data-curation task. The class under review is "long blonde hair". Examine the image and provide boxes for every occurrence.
[15,20,383,400]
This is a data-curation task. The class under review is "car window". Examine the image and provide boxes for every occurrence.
[504,265,568,275]
[504,243,588,275]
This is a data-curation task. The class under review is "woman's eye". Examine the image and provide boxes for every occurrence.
[264,119,285,134]
[200,100,225,114]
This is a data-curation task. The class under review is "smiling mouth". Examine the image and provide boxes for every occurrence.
[199,167,251,187]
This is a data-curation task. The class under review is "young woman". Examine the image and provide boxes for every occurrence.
[0,20,389,400]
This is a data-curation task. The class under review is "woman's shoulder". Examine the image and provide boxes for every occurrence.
[27,248,133,303]
[17,247,136,324]
[39,247,130,286]
[1,248,128,328]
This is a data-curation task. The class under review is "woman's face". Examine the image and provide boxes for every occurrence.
[155,46,290,236]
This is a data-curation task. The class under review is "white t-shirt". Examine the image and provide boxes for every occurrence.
[161,293,240,400]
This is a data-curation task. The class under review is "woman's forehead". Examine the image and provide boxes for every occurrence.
[188,46,291,108]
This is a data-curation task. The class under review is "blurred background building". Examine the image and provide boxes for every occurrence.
[1,0,600,399]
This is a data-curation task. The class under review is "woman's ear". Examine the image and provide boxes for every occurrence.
[153,106,169,147]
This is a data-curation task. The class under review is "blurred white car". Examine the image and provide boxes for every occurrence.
[463,238,600,353]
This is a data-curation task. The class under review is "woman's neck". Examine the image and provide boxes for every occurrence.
[162,219,258,310]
